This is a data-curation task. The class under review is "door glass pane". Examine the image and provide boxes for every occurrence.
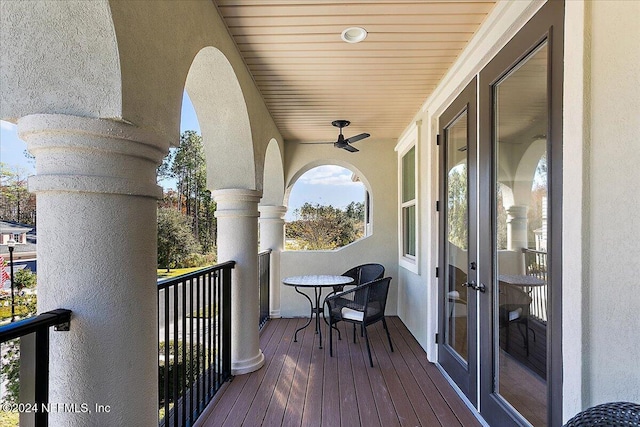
[494,42,548,426]
[445,111,468,362]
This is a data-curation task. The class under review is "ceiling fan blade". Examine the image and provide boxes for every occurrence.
[344,133,370,144]
[342,144,359,153]
[299,141,336,145]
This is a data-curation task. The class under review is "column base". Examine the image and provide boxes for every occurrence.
[269,310,282,319]
[231,350,265,375]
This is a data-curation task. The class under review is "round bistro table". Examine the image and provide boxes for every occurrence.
[282,275,355,349]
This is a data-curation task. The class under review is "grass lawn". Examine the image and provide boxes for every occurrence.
[0,410,18,427]
[157,267,209,280]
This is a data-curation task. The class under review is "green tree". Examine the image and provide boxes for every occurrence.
[157,207,201,271]
[447,165,468,250]
[286,202,364,250]
[0,163,36,225]
[14,268,36,291]
[158,131,216,252]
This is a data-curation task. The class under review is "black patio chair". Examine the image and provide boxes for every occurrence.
[499,282,533,355]
[326,277,393,367]
[324,263,385,339]
[563,401,640,426]
[330,263,385,298]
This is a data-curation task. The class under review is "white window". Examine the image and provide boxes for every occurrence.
[397,123,419,273]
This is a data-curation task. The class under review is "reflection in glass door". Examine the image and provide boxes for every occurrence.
[445,113,469,362]
[438,79,477,403]
[492,42,549,426]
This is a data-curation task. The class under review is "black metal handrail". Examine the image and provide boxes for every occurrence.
[157,262,234,427]
[258,250,271,330]
[0,309,71,427]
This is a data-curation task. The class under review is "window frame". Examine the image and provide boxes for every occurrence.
[397,122,420,273]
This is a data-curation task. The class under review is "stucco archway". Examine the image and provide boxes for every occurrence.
[285,159,373,207]
[184,46,255,191]
[262,138,285,206]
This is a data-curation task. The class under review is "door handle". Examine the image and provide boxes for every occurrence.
[462,281,486,293]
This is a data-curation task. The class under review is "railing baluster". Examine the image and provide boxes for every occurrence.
[157,262,234,427]
[0,309,71,427]
[163,286,170,426]
[258,250,271,330]
[181,274,187,427]
[173,280,178,427]
[522,248,548,323]
[196,275,201,413]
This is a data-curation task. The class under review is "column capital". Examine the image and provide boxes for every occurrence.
[213,189,262,219]
[506,204,529,219]
[258,205,288,220]
[212,188,262,203]
[18,114,168,199]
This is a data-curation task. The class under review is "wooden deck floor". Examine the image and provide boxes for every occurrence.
[197,317,482,427]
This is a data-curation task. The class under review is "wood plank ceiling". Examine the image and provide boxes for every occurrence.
[214,1,497,143]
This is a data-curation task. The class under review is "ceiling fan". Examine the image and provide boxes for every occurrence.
[302,120,370,152]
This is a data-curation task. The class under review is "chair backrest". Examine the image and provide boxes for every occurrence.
[563,402,640,427]
[343,263,385,286]
[342,263,385,303]
[499,283,532,308]
[363,277,392,324]
[358,263,385,285]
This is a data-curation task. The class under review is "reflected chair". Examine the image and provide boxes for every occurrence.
[563,402,640,426]
[448,265,469,354]
[499,282,533,355]
[326,277,393,367]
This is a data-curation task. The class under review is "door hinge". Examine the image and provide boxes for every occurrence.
[436,200,440,212]
[435,267,439,278]
[436,134,441,146]
[435,333,439,344]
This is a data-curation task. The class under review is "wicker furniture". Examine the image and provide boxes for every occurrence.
[282,275,354,349]
[563,401,640,426]
[330,263,385,297]
[326,277,393,367]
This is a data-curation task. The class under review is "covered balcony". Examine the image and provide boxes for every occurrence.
[1,1,639,426]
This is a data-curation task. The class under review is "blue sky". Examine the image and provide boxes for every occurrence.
[1,92,364,218]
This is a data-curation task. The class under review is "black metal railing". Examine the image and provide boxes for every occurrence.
[157,262,234,427]
[258,250,271,330]
[523,248,548,322]
[0,309,71,427]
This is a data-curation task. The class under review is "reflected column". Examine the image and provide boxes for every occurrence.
[506,204,529,250]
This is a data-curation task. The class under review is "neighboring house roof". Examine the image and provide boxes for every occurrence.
[0,221,33,234]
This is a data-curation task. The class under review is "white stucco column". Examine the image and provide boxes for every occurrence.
[213,188,264,375]
[258,205,287,318]
[18,114,168,426]
[506,204,529,250]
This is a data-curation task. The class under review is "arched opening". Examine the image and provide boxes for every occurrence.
[184,47,254,191]
[285,164,370,251]
[261,138,285,206]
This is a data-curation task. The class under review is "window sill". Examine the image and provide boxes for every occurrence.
[399,256,419,274]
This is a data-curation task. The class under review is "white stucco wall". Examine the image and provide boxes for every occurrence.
[107,0,282,190]
[0,0,121,121]
[280,138,398,317]
[583,0,640,406]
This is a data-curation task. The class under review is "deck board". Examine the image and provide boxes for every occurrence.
[198,317,482,427]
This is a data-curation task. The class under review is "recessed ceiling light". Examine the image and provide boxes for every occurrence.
[341,27,367,43]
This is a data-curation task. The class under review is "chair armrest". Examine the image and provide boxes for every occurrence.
[326,281,371,302]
